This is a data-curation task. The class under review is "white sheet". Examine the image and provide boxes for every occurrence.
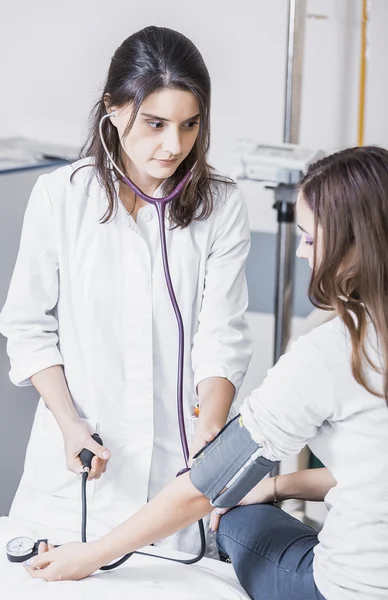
[0,517,250,600]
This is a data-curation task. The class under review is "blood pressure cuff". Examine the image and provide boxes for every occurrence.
[190,414,279,508]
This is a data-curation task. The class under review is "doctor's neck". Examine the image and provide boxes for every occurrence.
[121,155,166,197]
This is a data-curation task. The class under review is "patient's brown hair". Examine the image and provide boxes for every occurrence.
[300,146,388,403]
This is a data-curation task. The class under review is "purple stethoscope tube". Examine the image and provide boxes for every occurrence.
[99,113,194,468]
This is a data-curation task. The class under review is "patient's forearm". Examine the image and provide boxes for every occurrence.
[94,473,211,565]
[92,467,335,565]
[278,468,336,502]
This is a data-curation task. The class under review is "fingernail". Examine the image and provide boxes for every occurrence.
[25,559,33,566]
[215,509,223,515]
[102,450,110,459]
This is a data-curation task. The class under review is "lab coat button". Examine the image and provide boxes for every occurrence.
[142,211,152,222]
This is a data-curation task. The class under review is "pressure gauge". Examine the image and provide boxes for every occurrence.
[6,536,37,563]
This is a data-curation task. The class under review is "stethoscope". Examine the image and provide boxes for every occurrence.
[5,112,206,570]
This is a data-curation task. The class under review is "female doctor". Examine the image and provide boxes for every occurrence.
[25,146,388,600]
[0,26,252,557]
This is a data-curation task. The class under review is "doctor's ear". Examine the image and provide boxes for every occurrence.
[106,107,118,128]
[103,95,117,125]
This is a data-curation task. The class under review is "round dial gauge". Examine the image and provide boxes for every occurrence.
[6,537,36,563]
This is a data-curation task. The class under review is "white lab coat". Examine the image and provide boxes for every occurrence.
[0,159,252,557]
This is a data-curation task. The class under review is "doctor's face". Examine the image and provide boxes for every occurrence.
[110,89,200,186]
[295,193,323,269]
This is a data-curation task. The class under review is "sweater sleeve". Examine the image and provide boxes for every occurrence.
[240,333,335,461]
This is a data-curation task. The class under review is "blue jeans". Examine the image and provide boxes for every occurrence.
[217,504,326,600]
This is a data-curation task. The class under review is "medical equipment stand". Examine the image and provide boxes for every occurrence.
[273,183,297,364]
[271,182,297,477]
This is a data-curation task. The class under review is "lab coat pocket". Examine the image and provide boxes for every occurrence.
[22,400,97,501]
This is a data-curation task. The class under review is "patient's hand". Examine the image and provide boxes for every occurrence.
[23,540,102,582]
[210,476,275,532]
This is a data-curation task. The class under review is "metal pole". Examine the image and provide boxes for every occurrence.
[284,0,297,144]
[271,0,306,477]
[357,0,370,146]
[273,185,297,363]
[274,0,306,365]
[284,0,306,144]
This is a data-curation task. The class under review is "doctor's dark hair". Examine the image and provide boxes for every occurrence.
[75,26,231,225]
[300,146,388,404]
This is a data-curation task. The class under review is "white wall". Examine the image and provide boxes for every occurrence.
[2,0,386,161]
[0,0,288,168]
[300,0,361,151]
[300,0,388,150]
[364,0,388,146]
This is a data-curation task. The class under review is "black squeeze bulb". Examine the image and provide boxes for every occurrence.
[79,433,103,470]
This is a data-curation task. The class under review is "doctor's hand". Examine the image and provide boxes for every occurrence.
[24,540,101,582]
[189,423,221,466]
[61,419,111,481]
[209,476,275,532]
